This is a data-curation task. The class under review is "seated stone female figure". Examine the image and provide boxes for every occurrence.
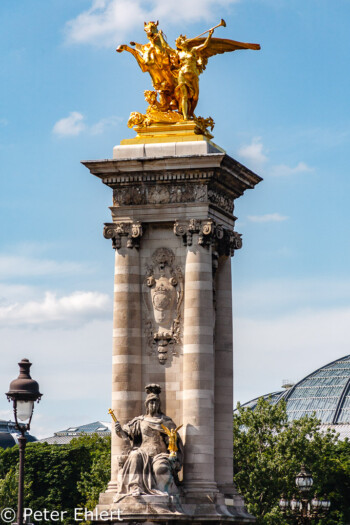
[114,384,183,497]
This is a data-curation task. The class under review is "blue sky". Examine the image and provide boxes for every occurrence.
[1,0,350,438]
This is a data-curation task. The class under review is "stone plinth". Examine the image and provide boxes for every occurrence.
[83,139,261,524]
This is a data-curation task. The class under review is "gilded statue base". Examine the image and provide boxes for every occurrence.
[121,120,217,145]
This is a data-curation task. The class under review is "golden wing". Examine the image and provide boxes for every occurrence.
[175,424,183,433]
[191,37,260,72]
[161,423,172,436]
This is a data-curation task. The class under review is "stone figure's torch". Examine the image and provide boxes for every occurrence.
[108,408,118,423]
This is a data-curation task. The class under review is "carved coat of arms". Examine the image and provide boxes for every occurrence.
[143,248,184,364]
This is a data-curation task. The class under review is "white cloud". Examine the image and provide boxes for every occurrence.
[0,254,87,279]
[238,137,314,177]
[233,276,350,403]
[0,291,111,327]
[90,116,123,135]
[233,277,350,319]
[234,306,350,405]
[52,111,85,136]
[247,213,288,223]
[65,0,239,47]
[0,409,13,420]
[270,161,313,177]
[0,319,112,437]
[52,112,121,137]
[237,137,268,171]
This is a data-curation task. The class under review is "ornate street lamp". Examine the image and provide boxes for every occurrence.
[295,465,313,493]
[6,359,42,525]
[279,465,331,524]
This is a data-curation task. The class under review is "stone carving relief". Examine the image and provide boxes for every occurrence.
[113,183,207,207]
[112,183,235,215]
[103,221,143,249]
[208,188,234,214]
[143,248,184,364]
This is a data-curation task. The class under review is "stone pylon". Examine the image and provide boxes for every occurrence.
[83,136,261,524]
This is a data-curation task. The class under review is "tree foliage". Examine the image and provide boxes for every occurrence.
[0,434,110,524]
[233,398,350,525]
[1,410,349,525]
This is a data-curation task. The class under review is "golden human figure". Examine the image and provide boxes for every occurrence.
[161,424,183,457]
[174,30,214,120]
[117,20,260,134]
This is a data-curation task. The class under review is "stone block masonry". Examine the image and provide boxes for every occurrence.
[83,141,261,523]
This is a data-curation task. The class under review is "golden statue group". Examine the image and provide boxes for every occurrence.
[117,20,260,136]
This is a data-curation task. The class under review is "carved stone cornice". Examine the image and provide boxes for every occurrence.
[82,154,262,219]
[173,219,242,257]
[103,221,143,249]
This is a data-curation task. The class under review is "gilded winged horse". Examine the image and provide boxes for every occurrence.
[117,21,177,112]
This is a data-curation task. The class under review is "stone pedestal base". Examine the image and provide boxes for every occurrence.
[93,490,255,524]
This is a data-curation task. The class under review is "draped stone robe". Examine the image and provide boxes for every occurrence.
[117,413,184,497]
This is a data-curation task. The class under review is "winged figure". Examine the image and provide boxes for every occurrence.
[117,20,260,130]
[161,423,183,457]
[174,33,260,119]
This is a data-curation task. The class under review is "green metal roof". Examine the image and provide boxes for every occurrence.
[240,355,350,426]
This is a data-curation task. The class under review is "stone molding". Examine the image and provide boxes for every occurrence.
[109,169,215,185]
[173,219,242,256]
[103,221,143,249]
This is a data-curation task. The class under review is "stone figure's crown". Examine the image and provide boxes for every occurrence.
[145,384,161,396]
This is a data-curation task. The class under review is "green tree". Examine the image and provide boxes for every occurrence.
[0,434,110,524]
[233,398,350,525]
[75,434,111,509]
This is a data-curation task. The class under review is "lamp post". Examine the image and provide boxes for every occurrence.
[6,359,42,525]
[279,465,331,524]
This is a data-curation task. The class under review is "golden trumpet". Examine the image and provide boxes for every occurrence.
[190,19,226,40]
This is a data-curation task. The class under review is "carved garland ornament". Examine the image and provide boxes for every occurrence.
[143,248,184,365]
[103,221,143,249]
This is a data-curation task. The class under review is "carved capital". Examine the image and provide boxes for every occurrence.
[219,230,243,257]
[174,219,213,246]
[173,220,190,246]
[174,219,242,256]
[103,221,143,249]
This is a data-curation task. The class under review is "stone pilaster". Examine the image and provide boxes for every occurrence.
[214,254,234,495]
[107,228,143,492]
[182,236,217,497]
